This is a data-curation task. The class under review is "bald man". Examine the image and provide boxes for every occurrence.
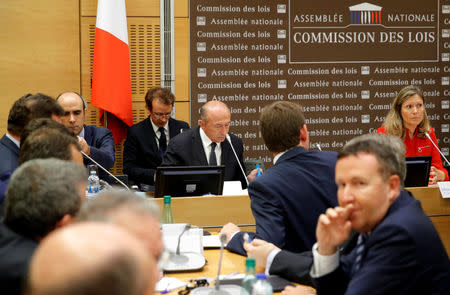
[77,190,164,279]
[28,222,156,295]
[57,92,115,179]
[162,100,248,188]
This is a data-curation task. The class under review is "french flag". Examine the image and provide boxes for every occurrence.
[91,0,133,144]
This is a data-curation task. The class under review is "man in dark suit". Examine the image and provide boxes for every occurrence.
[220,101,338,256]
[0,93,65,174]
[123,87,189,187]
[162,100,248,188]
[283,134,450,295]
[0,158,87,295]
[57,92,115,179]
[0,99,29,174]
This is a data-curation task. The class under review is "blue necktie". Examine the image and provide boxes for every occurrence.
[352,234,367,276]
[209,142,217,166]
[158,127,167,157]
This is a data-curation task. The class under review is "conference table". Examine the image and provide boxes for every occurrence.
[155,186,449,294]
[153,186,450,256]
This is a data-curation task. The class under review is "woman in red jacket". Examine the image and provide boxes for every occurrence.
[377,85,449,184]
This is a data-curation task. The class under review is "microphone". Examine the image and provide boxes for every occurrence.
[210,234,228,295]
[170,224,191,264]
[225,134,249,187]
[316,143,322,151]
[424,132,450,166]
[81,151,130,191]
[192,233,241,295]
[176,224,191,255]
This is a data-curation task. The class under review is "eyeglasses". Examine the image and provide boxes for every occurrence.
[152,112,172,119]
[178,279,209,295]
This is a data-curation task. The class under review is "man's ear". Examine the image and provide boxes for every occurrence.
[387,174,401,203]
[55,214,75,229]
[299,124,309,148]
[199,120,205,129]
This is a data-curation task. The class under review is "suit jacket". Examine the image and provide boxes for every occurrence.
[269,250,313,285]
[123,117,189,185]
[226,147,338,255]
[313,190,450,295]
[162,126,247,188]
[267,231,358,286]
[0,222,38,295]
[0,135,19,175]
[83,125,115,180]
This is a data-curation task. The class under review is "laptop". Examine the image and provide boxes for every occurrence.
[404,156,431,187]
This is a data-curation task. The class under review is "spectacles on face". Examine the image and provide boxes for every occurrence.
[152,112,172,119]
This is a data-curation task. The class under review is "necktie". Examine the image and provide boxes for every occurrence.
[158,127,167,157]
[209,142,217,166]
[352,234,367,276]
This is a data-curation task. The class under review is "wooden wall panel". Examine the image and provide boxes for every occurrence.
[175,101,190,124]
[81,0,188,17]
[0,0,80,134]
[81,0,160,17]
[174,18,190,102]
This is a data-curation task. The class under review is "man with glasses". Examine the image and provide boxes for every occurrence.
[124,87,189,187]
[162,100,248,189]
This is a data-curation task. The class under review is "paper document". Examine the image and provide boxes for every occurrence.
[156,277,186,292]
[438,181,450,198]
[203,235,227,248]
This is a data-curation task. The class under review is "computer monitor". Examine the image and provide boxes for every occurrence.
[404,156,431,187]
[154,166,225,198]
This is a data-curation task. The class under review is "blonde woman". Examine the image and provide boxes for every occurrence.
[377,85,448,184]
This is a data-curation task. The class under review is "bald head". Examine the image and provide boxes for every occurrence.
[28,222,156,295]
[57,92,87,135]
[77,191,163,278]
[199,101,231,143]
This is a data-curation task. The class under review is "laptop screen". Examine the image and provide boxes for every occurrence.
[404,156,431,187]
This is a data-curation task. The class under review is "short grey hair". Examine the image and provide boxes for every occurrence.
[4,158,87,239]
[77,190,160,222]
[338,134,406,187]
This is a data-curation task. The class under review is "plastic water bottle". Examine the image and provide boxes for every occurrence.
[87,170,100,194]
[160,195,175,224]
[241,258,257,295]
[251,273,273,295]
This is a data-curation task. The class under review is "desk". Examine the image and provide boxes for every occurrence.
[165,249,245,282]
[406,186,450,255]
[154,195,255,230]
[153,187,450,256]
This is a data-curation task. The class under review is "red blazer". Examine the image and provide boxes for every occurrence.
[377,126,449,181]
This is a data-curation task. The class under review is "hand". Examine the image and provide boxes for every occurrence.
[77,136,91,156]
[219,223,240,243]
[244,239,279,269]
[282,285,316,295]
[429,166,445,185]
[247,168,262,182]
[316,205,353,255]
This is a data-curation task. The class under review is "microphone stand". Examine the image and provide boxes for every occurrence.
[170,224,191,264]
[425,132,450,166]
[209,234,229,295]
[225,134,249,187]
[81,151,130,191]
